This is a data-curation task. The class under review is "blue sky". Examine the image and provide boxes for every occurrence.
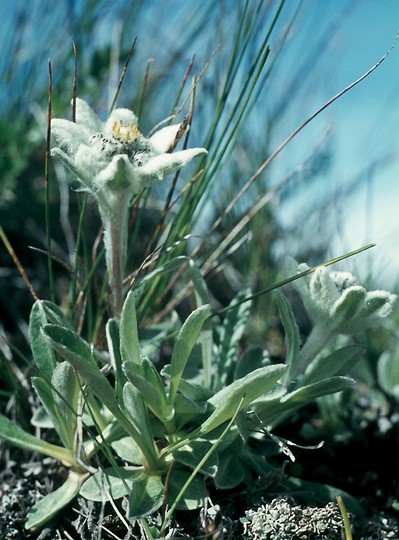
[2,0,399,290]
[263,1,399,289]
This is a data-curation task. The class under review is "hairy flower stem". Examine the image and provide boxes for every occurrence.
[102,204,129,319]
[293,323,332,381]
[109,221,124,318]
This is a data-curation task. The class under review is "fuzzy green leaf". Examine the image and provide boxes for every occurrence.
[302,345,365,386]
[142,357,169,407]
[200,364,286,435]
[80,466,141,501]
[283,377,356,405]
[174,376,213,401]
[29,300,56,381]
[40,299,74,328]
[31,362,79,451]
[106,318,125,400]
[173,439,218,477]
[166,468,206,510]
[213,451,245,489]
[26,471,88,530]
[123,361,172,423]
[173,393,208,429]
[120,290,141,364]
[122,382,156,448]
[43,326,117,415]
[0,413,75,465]
[30,406,54,428]
[43,323,94,364]
[31,377,61,431]
[52,361,79,447]
[256,376,356,426]
[234,346,270,380]
[111,437,144,465]
[168,304,212,406]
[43,324,159,468]
[128,472,164,520]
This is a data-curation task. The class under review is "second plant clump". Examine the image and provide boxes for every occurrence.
[0,98,396,537]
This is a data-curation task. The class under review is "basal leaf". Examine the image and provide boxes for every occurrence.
[173,393,208,430]
[106,318,125,400]
[29,300,56,381]
[167,468,206,510]
[123,361,172,423]
[122,382,157,449]
[80,466,140,501]
[26,471,88,530]
[40,300,74,328]
[169,304,212,406]
[32,371,76,450]
[128,472,164,520]
[213,451,245,489]
[52,361,80,448]
[31,377,61,431]
[175,376,213,401]
[0,413,75,465]
[120,290,140,364]
[43,324,94,364]
[30,406,54,429]
[200,364,286,435]
[142,357,169,404]
[282,376,356,406]
[43,324,159,469]
[111,436,144,465]
[173,439,218,477]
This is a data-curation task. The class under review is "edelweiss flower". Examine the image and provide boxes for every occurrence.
[51,98,207,316]
[295,263,397,333]
[51,98,207,219]
[286,261,397,381]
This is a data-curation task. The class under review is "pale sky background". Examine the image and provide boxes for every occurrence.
[290,1,399,291]
[2,0,399,290]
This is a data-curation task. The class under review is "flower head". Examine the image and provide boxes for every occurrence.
[285,260,397,381]
[51,98,207,316]
[51,98,207,219]
[295,263,397,333]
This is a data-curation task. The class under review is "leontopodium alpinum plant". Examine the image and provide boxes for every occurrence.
[250,261,397,430]
[51,98,207,316]
[0,91,397,537]
[288,263,397,382]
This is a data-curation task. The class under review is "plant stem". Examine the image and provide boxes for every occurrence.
[292,323,333,380]
[101,201,129,318]
[109,219,124,318]
[159,396,245,536]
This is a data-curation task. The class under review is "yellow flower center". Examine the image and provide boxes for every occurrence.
[112,120,140,143]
